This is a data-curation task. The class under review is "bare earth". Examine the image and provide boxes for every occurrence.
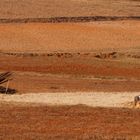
[0,21,140,93]
[0,0,140,139]
[0,20,140,139]
[0,0,140,18]
[0,92,139,108]
[0,21,140,52]
[1,103,140,140]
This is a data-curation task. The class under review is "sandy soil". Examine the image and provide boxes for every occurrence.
[0,0,140,18]
[0,92,139,108]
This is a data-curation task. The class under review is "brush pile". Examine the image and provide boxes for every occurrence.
[0,72,16,94]
[0,72,12,84]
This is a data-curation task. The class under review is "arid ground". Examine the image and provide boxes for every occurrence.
[0,0,140,139]
[0,0,140,18]
[0,103,140,140]
[0,21,140,93]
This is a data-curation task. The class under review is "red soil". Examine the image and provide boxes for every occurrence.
[0,104,140,139]
[0,21,140,52]
[0,53,140,93]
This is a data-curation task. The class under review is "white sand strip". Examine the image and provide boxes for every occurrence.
[0,92,139,107]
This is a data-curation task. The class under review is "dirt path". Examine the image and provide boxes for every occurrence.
[0,92,139,108]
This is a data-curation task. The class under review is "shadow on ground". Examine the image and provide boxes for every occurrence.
[0,86,16,94]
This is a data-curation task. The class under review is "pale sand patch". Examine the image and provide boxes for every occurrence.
[0,92,139,108]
